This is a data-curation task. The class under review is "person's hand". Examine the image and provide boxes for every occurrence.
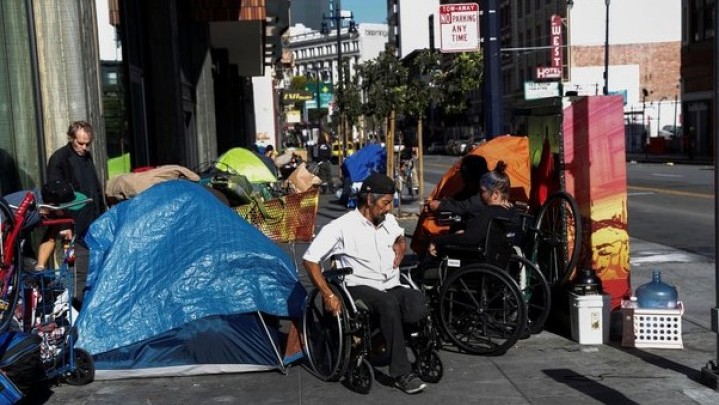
[59,229,73,240]
[428,242,438,257]
[425,199,440,212]
[323,293,342,316]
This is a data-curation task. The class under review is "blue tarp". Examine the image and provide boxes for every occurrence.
[75,180,306,378]
[341,144,386,183]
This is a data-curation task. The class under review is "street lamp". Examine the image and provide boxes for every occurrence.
[603,0,610,95]
[320,0,357,163]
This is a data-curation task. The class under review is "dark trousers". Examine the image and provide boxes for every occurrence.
[347,285,429,378]
[73,243,89,308]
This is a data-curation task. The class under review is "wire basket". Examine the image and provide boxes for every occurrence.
[235,188,320,243]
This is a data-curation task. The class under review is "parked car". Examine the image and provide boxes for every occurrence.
[426,141,444,154]
[658,125,682,138]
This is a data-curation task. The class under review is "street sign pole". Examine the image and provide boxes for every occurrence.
[482,0,502,140]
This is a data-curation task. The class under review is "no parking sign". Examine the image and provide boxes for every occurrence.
[439,3,480,53]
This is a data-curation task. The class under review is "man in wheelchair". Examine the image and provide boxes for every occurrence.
[303,173,430,394]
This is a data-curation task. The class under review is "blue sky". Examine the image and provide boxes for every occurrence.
[342,0,387,24]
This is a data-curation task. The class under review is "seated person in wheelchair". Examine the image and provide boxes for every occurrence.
[302,173,430,395]
[424,161,518,276]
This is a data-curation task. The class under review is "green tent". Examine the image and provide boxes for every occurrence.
[215,147,277,183]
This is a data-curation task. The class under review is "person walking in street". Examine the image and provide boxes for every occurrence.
[302,173,429,395]
[315,135,333,192]
[46,120,106,308]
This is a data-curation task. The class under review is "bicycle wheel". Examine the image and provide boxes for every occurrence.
[438,264,527,355]
[504,254,551,334]
[531,191,582,287]
[302,285,350,381]
[0,240,22,332]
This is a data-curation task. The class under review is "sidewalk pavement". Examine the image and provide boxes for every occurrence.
[48,181,719,404]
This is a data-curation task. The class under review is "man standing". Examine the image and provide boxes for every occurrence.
[47,120,105,307]
[302,173,429,394]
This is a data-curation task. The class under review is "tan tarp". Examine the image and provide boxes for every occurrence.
[106,165,200,202]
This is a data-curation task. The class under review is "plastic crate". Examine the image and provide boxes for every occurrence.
[621,301,684,349]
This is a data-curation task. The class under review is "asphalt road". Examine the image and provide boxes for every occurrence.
[626,162,715,259]
[399,154,716,259]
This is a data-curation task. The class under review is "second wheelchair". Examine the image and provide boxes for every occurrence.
[417,215,552,356]
[302,267,443,394]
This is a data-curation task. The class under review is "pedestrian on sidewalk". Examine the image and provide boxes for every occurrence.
[46,120,106,308]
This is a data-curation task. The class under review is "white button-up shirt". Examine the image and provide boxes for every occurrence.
[303,209,405,291]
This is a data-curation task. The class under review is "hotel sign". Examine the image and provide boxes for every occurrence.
[535,14,563,80]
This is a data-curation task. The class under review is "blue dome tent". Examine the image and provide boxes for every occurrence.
[75,181,305,379]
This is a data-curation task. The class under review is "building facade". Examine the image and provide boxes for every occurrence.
[386,0,440,58]
[506,0,682,148]
[288,23,388,86]
[289,0,330,30]
[681,0,716,159]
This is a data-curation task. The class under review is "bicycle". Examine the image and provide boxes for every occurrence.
[521,191,582,288]
[0,191,95,384]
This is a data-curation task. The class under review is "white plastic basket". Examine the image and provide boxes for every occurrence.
[621,301,684,349]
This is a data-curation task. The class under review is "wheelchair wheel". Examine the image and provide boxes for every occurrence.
[438,264,527,355]
[302,285,350,381]
[64,348,95,385]
[343,357,374,394]
[531,191,582,287]
[505,254,551,334]
[415,349,443,383]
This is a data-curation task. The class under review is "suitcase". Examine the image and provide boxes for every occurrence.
[0,332,43,395]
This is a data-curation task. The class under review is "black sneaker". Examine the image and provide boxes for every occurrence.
[394,373,426,394]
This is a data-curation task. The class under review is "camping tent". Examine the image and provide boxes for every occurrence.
[76,180,306,379]
[215,147,277,183]
[341,143,386,183]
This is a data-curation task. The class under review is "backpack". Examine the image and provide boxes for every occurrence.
[208,173,254,206]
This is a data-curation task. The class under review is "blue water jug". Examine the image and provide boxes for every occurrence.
[635,270,678,309]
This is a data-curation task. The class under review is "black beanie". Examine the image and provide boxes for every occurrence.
[360,173,395,195]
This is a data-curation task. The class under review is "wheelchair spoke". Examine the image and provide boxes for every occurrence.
[439,265,527,355]
[302,287,350,382]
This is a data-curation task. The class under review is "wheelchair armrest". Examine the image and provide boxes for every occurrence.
[436,211,463,226]
[323,267,353,282]
[443,244,484,255]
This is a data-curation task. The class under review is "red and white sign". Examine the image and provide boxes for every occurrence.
[536,67,562,80]
[535,14,564,80]
[550,14,563,68]
[439,3,480,53]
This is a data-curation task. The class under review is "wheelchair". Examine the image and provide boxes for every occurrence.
[417,213,552,356]
[302,267,443,394]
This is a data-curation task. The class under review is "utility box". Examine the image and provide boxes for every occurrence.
[570,293,611,345]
